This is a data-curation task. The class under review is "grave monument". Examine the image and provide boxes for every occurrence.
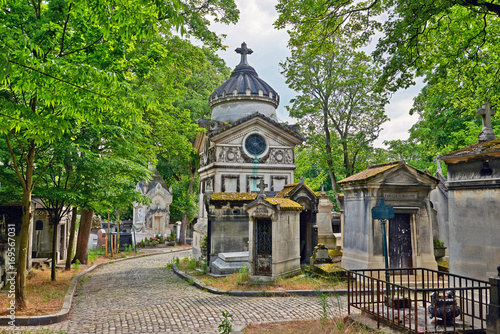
[339,161,439,272]
[441,102,500,281]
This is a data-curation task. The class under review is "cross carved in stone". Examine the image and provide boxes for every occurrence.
[257,178,268,196]
[235,42,253,65]
[477,102,497,141]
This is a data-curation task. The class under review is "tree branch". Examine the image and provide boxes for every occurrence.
[59,3,74,57]
[8,60,109,98]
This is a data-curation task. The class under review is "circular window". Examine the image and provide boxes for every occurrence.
[245,134,267,156]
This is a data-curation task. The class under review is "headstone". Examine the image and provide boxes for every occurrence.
[310,244,333,267]
[97,229,106,248]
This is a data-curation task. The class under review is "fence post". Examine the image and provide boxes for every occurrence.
[487,266,500,334]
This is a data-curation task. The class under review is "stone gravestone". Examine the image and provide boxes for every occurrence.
[97,229,106,248]
[310,244,333,267]
[316,185,336,249]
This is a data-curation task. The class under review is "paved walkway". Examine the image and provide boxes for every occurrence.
[10,250,349,333]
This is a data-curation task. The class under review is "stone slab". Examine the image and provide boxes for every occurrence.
[219,251,249,262]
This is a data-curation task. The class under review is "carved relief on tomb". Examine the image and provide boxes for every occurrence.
[215,146,295,165]
[218,146,244,163]
[268,148,293,164]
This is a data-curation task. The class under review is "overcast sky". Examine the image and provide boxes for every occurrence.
[208,0,423,148]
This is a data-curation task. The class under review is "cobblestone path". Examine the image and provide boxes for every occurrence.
[15,251,349,333]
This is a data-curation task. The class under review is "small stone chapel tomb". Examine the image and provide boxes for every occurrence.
[339,161,439,272]
[245,181,302,281]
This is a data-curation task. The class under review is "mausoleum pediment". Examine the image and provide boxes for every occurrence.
[208,112,304,146]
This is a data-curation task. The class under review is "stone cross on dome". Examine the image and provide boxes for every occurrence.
[477,102,497,142]
[235,42,253,66]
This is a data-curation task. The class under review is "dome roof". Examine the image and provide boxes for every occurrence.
[209,42,280,111]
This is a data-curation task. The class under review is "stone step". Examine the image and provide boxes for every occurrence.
[211,257,247,276]
[219,251,249,262]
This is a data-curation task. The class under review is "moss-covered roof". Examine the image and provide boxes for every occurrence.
[441,138,500,162]
[264,198,303,211]
[210,192,257,201]
[338,161,401,184]
[275,182,320,198]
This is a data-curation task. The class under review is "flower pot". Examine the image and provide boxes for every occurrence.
[434,247,446,260]
[167,241,175,246]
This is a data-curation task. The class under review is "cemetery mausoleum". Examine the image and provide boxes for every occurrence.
[339,161,439,272]
[192,42,334,274]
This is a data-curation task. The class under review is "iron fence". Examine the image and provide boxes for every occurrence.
[348,268,490,333]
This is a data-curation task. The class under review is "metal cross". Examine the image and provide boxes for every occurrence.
[235,42,253,65]
[257,178,268,196]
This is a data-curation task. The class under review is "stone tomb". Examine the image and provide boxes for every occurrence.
[441,102,500,281]
[245,191,302,281]
[338,161,439,272]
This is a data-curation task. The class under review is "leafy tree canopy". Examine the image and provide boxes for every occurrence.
[275,0,500,92]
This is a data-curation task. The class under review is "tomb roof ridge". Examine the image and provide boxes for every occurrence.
[275,182,320,198]
[210,192,258,201]
[338,161,402,184]
[264,198,303,211]
[441,138,500,162]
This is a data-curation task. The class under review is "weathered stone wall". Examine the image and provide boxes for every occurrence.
[448,187,500,280]
[208,206,249,266]
[271,211,301,278]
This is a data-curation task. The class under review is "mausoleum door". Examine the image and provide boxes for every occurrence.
[389,213,413,269]
[255,219,272,276]
[299,211,312,264]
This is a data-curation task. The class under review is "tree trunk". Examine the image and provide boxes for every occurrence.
[51,215,58,281]
[65,207,77,270]
[15,141,36,310]
[179,214,187,245]
[73,208,93,265]
[16,187,32,310]
[323,108,341,207]
[179,174,195,245]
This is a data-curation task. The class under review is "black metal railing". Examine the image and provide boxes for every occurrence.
[348,268,490,333]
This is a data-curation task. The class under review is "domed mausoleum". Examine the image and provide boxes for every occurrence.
[192,43,335,279]
[209,42,279,122]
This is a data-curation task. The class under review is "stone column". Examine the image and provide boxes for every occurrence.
[487,266,500,334]
[316,190,336,249]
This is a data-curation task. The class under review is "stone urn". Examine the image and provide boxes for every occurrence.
[428,291,461,325]
[434,246,446,260]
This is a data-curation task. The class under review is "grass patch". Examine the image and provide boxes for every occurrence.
[243,317,382,333]
[176,259,347,291]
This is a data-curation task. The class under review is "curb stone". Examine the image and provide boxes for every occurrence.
[172,264,348,297]
[0,247,191,327]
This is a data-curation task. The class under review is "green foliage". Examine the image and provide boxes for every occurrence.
[317,292,330,325]
[236,265,249,284]
[200,234,208,249]
[218,312,233,334]
[72,259,80,271]
[276,0,500,93]
[433,239,445,248]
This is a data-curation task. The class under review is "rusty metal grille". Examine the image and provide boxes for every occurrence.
[348,268,490,333]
